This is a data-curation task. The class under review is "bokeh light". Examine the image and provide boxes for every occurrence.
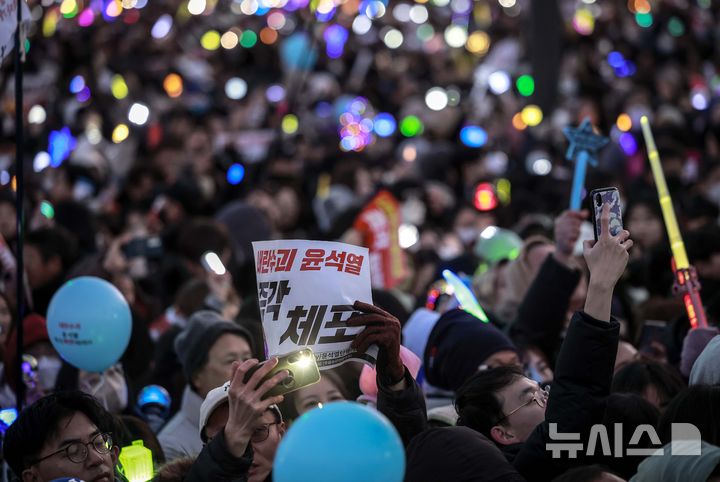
[282,114,299,134]
[400,116,423,137]
[521,105,543,126]
[460,126,488,148]
[221,31,239,49]
[444,24,468,48]
[488,71,511,94]
[466,31,490,55]
[225,78,248,100]
[373,113,396,137]
[425,87,448,111]
[227,163,245,185]
[111,75,128,100]
[516,75,534,97]
[201,30,221,50]
[128,103,150,125]
[163,74,183,98]
[112,124,130,143]
[616,113,632,132]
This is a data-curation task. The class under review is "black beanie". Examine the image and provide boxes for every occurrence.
[424,309,517,391]
[174,310,253,382]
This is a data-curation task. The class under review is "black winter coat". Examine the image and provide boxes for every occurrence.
[505,311,620,481]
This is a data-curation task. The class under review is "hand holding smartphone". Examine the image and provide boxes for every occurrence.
[243,348,321,399]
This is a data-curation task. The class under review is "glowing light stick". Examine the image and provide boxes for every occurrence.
[640,116,707,329]
[442,270,489,323]
[120,440,154,482]
[563,118,609,210]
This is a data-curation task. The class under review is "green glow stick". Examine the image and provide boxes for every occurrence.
[442,269,489,323]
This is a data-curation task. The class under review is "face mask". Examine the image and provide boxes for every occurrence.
[36,356,62,391]
[706,184,720,207]
[456,227,479,246]
[80,365,128,413]
[438,244,462,261]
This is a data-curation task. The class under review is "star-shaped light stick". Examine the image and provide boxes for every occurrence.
[563,118,609,210]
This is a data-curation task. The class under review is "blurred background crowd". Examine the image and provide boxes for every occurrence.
[0,0,720,479]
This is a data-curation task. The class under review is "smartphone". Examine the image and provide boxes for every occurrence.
[122,237,163,259]
[243,348,321,398]
[590,187,623,240]
[201,251,226,276]
[637,320,667,354]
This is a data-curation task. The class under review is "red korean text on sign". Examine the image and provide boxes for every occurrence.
[256,248,298,274]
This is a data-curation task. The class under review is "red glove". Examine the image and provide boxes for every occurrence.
[347,301,405,384]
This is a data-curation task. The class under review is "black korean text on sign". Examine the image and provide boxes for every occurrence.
[256,248,298,274]
[258,280,291,321]
[280,304,359,346]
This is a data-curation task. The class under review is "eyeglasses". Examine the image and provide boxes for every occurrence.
[32,432,113,465]
[496,389,549,425]
[251,423,280,444]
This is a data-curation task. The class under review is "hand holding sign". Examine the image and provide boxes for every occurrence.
[253,240,377,368]
[348,301,404,385]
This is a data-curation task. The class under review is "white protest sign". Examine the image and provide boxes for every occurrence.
[0,0,30,63]
[253,240,378,369]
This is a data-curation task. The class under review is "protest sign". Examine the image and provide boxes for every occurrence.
[353,190,409,289]
[253,240,377,369]
[0,0,29,63]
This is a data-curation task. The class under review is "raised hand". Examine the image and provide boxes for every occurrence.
[223,358,287,457]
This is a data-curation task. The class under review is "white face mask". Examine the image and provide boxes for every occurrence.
[80,365,128,413]
[36,356,62,391]
[706,184,720,207]
[456,227,479,246]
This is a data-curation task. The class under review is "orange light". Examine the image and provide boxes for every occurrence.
[616,113,632,132]
[163,73,183,98]
[512,112,527,131]
[473,182,498,211]
[684,294,698,329]
[259,27,278,45]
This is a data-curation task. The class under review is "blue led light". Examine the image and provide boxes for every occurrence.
[227,163,245,185]
[460,125,488,148]
[373,113,396,137]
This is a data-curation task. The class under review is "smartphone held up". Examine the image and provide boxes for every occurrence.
[244,348,321,399]
[590,187,623,240]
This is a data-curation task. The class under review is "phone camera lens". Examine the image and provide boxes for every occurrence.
[282,373,295,387]
[595,194,602,207]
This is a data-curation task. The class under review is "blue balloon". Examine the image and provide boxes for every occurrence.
[274,402,404,482]
[280,32,317,71]
[47,277,131,373]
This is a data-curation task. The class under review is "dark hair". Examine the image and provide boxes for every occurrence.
[3,391,114,477]
[177,219,231,263]
[25,226,79,273]
[551,465,620,482]
[657,385,720,447]
[611,361,686,409]
[596,393,660,479]
[454,365,525,438]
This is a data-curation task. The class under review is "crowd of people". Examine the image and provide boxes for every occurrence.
[0,0,720,479]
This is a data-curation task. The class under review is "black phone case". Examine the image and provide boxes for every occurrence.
[590,187,623,240]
